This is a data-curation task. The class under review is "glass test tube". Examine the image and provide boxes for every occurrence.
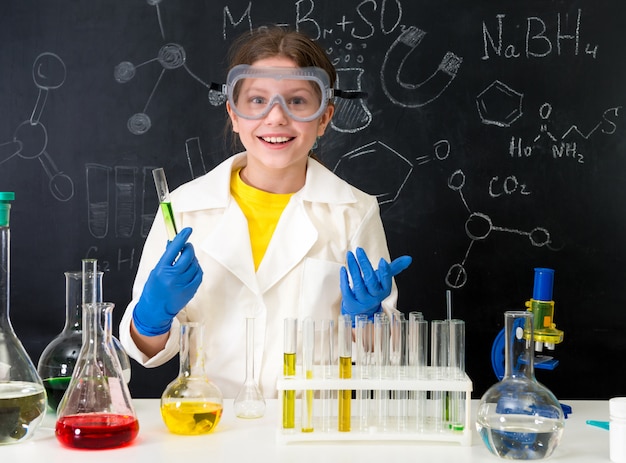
[374,312,390,430]
[448,319,466,431]
[152,167,178,240]
[392,314,409,430]
[355,315,371,431]
[409,313,428,431]
[431,320,449,432]
[301,318,315,433]
[338,314,352,432]
[319,319,334,432]
[282,318,297,430]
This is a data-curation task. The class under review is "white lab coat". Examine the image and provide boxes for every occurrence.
[120,152,400,398]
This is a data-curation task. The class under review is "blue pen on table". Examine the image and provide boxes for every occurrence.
[586,420,609,430]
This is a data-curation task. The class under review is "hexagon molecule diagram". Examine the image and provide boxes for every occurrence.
[476,80,523,127]
[332,141,413,205]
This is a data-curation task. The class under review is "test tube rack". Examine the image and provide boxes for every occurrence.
[276,365,473,445]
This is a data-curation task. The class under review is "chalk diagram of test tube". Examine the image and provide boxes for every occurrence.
[0,52,74,202]
[86,164,160,239]
[380,26,463,108]
[85,137,207,239]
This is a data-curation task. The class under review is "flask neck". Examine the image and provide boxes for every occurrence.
[179,322,207,379]
[61,270,104,333]
[503,311,536,380]
[0,225,12,329]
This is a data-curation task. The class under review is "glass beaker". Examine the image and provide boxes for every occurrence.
[0,192,47,445]
[476,311,564,460]
[233,317,265,419]
[160,322,223,435]
[55,302,139,449]
[38,267,131,411]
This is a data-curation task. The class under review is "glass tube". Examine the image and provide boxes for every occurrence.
[301,318,314,432]
[282,318,297,430]
[409,316,428,431]
[319,319,334,432]
[355,315,371,431]
[448,319,466,431]
[374,312,390,430]
[431,320,449,432]
[337,314,352,432]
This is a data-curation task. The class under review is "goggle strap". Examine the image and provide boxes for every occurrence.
[333,89,368,100]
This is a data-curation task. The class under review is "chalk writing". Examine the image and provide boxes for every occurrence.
[481,9,599,60]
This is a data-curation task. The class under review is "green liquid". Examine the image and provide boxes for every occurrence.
[160,202,178,240]
[43,376,72,411]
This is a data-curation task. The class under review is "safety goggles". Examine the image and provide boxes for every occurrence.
[220,65,366,122]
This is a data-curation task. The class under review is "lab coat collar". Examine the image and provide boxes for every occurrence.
[176,152,357,294]
[173,152,358,212]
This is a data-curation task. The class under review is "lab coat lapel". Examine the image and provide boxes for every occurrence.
[256,199,317,293]
[202,201,259,294]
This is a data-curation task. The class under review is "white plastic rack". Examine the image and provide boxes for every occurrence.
[276,365,473,445]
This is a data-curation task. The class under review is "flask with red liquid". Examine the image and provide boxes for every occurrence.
[55,264,139,450]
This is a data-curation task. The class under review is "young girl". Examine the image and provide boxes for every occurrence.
[119,26,411,398]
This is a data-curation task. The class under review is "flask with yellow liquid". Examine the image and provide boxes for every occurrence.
[160,322,223,435]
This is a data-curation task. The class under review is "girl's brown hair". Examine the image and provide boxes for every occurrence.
[224,26,335,156]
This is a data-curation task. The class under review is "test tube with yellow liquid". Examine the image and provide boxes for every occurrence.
[152,167,178,240]
[338,314,352,432]
[283,318,297,429]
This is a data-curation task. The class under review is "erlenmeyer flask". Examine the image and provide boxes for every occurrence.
[234,317,265,418]
[55,302,139,449]
[476,311,564,460]
[81,259,132,384]
[161,322,223,434]
[0,192,47,445]
[38,266,131,412]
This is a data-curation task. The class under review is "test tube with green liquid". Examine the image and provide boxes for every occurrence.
[152,168,178,240]
[283,318,297,429]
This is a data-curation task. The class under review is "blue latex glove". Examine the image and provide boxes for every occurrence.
[132,227,203,336]
[340,247,412,325]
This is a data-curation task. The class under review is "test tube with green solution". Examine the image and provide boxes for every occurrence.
[152,168,178,240]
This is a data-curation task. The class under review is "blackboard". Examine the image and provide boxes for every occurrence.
[1,0,625,400]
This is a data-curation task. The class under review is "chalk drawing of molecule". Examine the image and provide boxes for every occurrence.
[0,52,74,201]
[113,1,223,135]
[445,168,553,289]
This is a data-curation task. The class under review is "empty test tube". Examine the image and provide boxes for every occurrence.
[374,312,390,429]
[355,315,372,431]
[301,318,315,433]
[283,318,297,429]
[431,320,449,431]
[408,313,428,430]
[319,319,334,432]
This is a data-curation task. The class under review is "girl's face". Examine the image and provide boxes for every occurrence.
[226,56,334,182]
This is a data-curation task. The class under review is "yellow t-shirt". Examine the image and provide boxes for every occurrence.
[231,169,293,270]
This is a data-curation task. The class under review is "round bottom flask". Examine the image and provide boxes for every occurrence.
[476,311,564,460]
[161,322,223,435]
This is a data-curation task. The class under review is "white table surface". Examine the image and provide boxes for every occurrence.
[0,399,611,462]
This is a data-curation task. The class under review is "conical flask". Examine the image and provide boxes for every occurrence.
[160,321,223,434]
[38,265,131,411]
[476,311,564,460]
[81,258,132,384]
[0,192,47,445]
[55,301,139,449]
